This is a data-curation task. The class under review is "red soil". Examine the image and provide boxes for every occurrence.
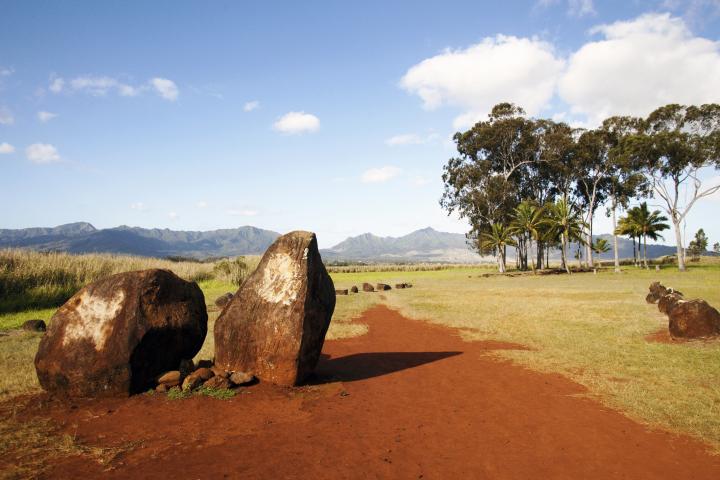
[10,305,720,478]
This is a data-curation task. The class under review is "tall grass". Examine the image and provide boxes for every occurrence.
[0,249,256,314]
[325,262,489,273]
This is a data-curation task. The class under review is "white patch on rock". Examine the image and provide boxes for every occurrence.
[256,253,301,306]
[63,290,125,350]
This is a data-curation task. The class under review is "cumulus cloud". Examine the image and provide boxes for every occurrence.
[0,142,14,154]
[243,100,260,112]
[0,106,14,125]
[150,77,179,101]
[49,75,179,101]
[273,111,320,134]
[37,111,58,123]
[0,67,13,77]
[26,143,60,164]
[361,166,402,183]
[130,202,148,211]
[537,0,596,17]
[196,200,208,208]
[401,36,565,129]
[559,13,720,125]
[385,132,440,146]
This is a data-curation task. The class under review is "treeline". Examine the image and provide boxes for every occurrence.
[441,103,720,272]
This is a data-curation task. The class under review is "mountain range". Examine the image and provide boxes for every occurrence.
[0,223,680,262]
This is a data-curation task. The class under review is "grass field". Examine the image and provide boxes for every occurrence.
[1,254,719,452]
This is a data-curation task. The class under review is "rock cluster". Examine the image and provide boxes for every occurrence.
[647,282,720,340]
[154,359,254,393]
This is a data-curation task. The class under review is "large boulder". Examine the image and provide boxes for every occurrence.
[646,282,668,304]
[668,299,720,339]
[658,292,684,315]
[35,269,207,397]
[22,319,47,332]
[214,231,335,386]
[362,283,375,292]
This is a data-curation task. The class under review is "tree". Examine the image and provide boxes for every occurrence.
[511,201,544,272]
[632,202,670,268]
[592,237,611,265]
[714,241,720,254]
[629,104,720,271]
[615,211,641,265]
[546,199,587,274]
[480,223,516,273]
[687,229,709,260]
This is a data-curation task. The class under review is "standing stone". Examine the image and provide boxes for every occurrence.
[646,282,668,304]
[214,231,336,386]
[376,283,391,291]
[362,283,375,292]
[335,289,349,295]
[34,269,207,397]
[22,319,47,332]
[350,286,359,293]
[668,299,720,339]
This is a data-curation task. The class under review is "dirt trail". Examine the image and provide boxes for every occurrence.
[15,306,720,478]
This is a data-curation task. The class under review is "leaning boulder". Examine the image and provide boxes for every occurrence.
[214,231,336,386]
[668,299,720,339]
[35,269,207,397]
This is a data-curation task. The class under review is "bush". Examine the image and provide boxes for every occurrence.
[213,257,249,287]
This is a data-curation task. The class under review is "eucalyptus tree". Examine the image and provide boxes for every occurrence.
[629,104,720,271]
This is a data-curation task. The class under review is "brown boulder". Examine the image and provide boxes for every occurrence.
[362,283,375,292]
[668,300,720,339]
[658,292,684,315]
[34,269,207,398]
[395,283,406,289]
[214,231,336,386]
[229,371,254,386]
[335,289,349,295]
[21,319,47,332]
[214,292,234,308]
[203,375,231,390]
[350,286,358,293]
[376,283,391,291]
[157,370,182,386]
[211,366,229,378]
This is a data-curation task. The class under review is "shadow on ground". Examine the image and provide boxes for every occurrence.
[310,351,462,383]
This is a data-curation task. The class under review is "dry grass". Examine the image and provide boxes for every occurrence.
[325,262,487,273]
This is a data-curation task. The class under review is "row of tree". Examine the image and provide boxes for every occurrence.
[441,103,720,272]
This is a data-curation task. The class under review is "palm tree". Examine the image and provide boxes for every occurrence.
[592,237,611,266]
[616,209,642,266]
[634,202,670,268]
[480,223,516,273]
[511,201,544,273]
[546,199,587,274]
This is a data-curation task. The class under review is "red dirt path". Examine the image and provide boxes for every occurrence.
[13,305,720,478]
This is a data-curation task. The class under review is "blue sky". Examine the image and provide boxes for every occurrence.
[1,0,719,248]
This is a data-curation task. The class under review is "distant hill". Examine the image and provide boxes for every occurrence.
[320,228,679,263]
[0,223,280,259]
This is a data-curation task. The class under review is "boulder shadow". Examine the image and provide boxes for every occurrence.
[309,351,462,384]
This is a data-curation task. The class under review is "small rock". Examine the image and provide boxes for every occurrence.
[204,376,232,389]
[182,374,204,391]
[229,371,254,386]
[194,367,215,381]
[155,383,168,393]
[157,370,181,385]
[21,319,46,332]
[214,292,234,308]
[362,283,375,292]
[335,289,349,295]
[350,286,359,293]
[211,366,229,378]
[179,359,195,376]
[376,283,391,291]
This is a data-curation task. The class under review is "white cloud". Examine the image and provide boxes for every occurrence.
[49,76,65,93]
[411,175,432,186]
[168,211,179,220]
[227,208,258,216]
[559,13,720,125]
[273,111,320,134]
[385,132,440,146]
[150,77,179,101]
[26,143,61,164]
[196,200,208,208]
[243,100,260,112]
[537,0,596,17]
[401,36,565,129]
[361,166,402,183]
[0,106,14,125]
[0,142,14,154]
[130,202,148,211]
[0,67,13,77]
[37,111,58,123]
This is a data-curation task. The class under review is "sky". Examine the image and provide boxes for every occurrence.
[1,0,720,248]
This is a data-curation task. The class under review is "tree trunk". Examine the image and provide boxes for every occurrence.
[529,239,536,273]
[673,219,686,271]
[496,248,505,273]
[536,241,543,270]
[561,233,571,274]
[612,198,620,273]
[586,215,594,268]
[632,237,637,265]
[643,234,648,269]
